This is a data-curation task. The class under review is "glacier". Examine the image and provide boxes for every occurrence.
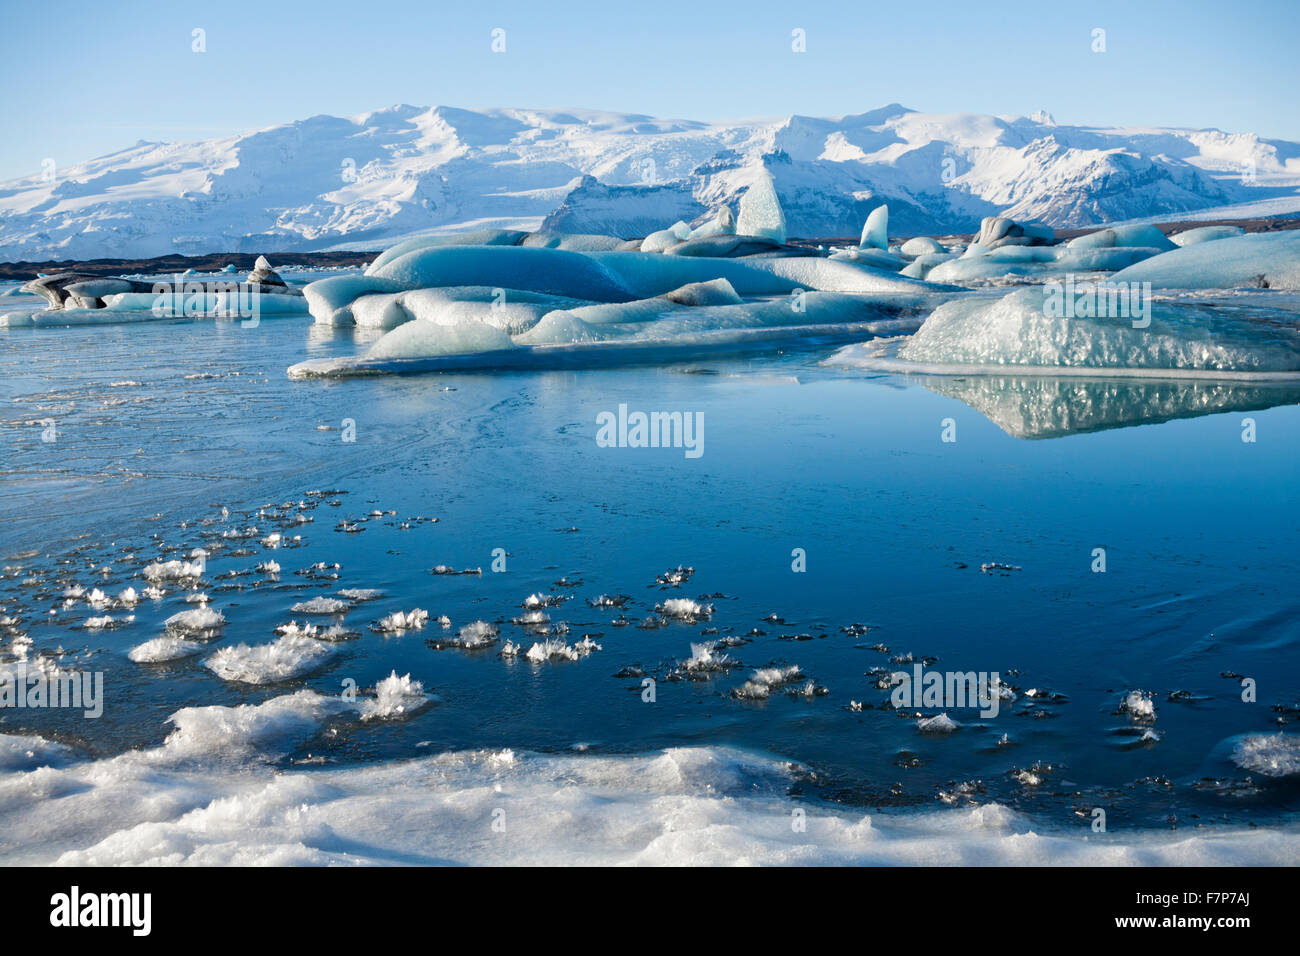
[3,103,1299,261]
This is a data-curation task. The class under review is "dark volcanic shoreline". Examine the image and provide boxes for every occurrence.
[0,250,374,281]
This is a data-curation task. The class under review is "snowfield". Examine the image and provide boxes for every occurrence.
[2,103,1298,261]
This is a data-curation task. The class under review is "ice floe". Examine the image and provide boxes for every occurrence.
[204,632,335,684]
[733,665,804,699]
[128,636,205,663]
[358,671,431,721]
[291,597,351,615]
[7,731,1291,865]
[1231,734,1300,777]
[1169,225,1245,246]
[371,609,429,633]
[524,636,601,663]
[655,598,713,621]
[163,606,225,634]
[142,559,205,582]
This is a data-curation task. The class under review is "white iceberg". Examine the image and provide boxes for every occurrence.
[365,317,516,360]
[894,287,1300,372]
[734,173,787,244]
[900,235,945,256]
[1066,224,1175,251]
[927,245,1162,284]
[687,206,736,240]
[304,275,409,325]
[860,205,889,250]
[640,221,694,253]
[1111,230,1300,290]
[1169,225,1245,246]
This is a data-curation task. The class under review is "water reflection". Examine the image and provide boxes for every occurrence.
[916,373,1300,439]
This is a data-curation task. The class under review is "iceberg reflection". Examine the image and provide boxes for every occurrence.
[915,372,1300,439]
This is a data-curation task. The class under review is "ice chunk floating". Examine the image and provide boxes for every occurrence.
[831,287,1300,375]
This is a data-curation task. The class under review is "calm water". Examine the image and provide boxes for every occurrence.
[2,301,1298,834]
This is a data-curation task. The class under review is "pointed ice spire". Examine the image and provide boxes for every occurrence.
[735,173,787,244]
[246,255,286,286]
[860,204,888,250]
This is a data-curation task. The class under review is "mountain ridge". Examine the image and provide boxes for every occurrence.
[3,104,1299,260]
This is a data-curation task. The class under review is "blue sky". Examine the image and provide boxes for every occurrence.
[1,0,1297,181]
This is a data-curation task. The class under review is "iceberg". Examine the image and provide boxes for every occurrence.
[968,216,1055,253]
[286,229,959,377]
[1169,225,1245,246]
[1066,224,1175,251]
[289,289,926,377]
[900,236,945,256]
[370,245,635,302]
[247,254,287,286]
[926,246,1161,284]
[303,227,953,333]
[402,286,589,334]
[890,287,1300,372]
[519,231,625,252]
[829,247,906,271]
[365,317,516,360]
[100,291,307,314]
[303,275,409,325]
[590,251,941,297]
[900,252,959,280]
[734,173,787,244]
[363,228,529,274]
[1110,230,1300,290]
[661,278,744,306]
[686,206,736,240]
[640,221,694,253]
[860,205,888,250]
[349,292,410,330]
[20,264,301,312]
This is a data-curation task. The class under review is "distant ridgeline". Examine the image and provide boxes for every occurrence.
[1,103,1297,261]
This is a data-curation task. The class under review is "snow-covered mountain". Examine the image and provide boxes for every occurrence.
[3,103,1299,261]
